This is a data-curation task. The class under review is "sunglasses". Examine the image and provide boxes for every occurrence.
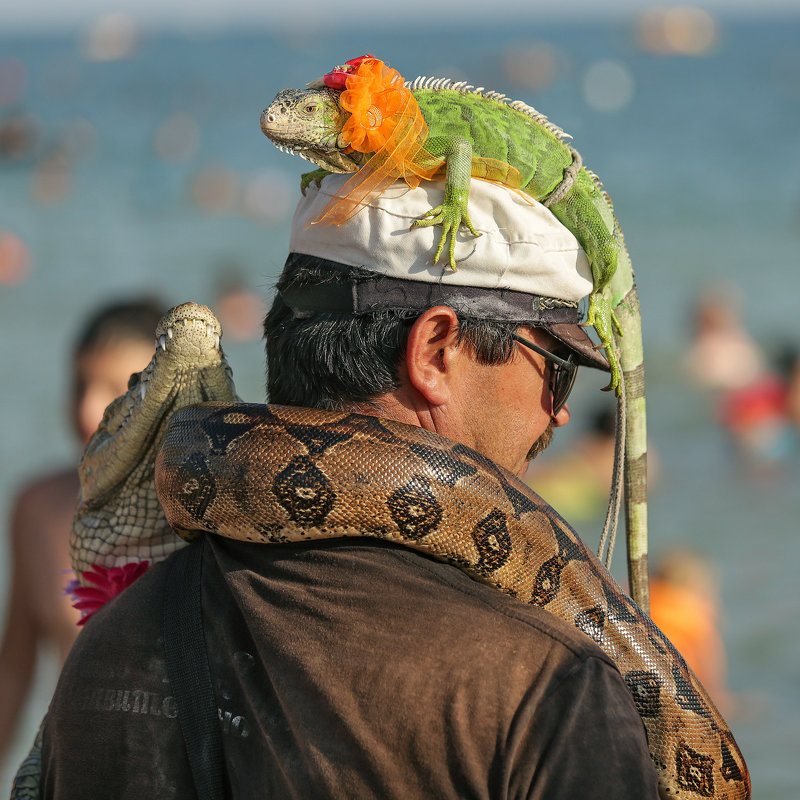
[511,333,578,416]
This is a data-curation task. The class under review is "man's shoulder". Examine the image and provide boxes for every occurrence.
[210,536,615,673]
[380,540,613,661]
[79,536,615,679]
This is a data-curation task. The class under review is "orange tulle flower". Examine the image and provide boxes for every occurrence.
[314,57,444,226]
[339,59,408,154]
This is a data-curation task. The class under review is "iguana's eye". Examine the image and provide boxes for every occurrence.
[304,103,317,113]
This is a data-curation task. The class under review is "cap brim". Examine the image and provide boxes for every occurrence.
[543,322,610,372]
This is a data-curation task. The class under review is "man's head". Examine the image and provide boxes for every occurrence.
[264,177,608,475]
[71,298,164,445]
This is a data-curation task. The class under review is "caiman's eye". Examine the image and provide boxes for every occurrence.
[304,103,317,113]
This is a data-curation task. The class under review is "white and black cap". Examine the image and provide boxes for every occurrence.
[281,174,609,371]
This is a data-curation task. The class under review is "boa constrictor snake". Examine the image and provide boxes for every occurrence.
[11,304,749,800]
[154,401,749,800]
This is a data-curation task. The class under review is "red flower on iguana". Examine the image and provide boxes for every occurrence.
[322,54,377,90]
[69,561,150,626]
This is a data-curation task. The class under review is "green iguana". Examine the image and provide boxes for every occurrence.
[260,54,626,396]
[261,54,650,611]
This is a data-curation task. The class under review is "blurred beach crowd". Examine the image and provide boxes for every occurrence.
[0,3,799,796]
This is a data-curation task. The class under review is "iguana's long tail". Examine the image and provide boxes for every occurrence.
[616,285,649,610]
[600,226,649,612]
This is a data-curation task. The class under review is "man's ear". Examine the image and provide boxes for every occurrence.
[405,306,462,406]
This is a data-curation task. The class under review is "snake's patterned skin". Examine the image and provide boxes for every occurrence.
[11,301,748,800]
[155,402,750,800]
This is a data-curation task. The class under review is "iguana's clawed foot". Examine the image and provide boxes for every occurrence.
[584,290,623,395]
[411,203,480,270]
[300,168,331,195]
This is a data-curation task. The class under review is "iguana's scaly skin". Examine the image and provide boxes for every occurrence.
[261,77,626,394]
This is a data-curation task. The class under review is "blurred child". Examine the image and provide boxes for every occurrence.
[0,298,163,765]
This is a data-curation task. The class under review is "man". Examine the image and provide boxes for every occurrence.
[0,298,163,772]
[39,178,658,798]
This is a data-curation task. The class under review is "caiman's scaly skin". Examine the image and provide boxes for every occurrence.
[11,303,239,800]
[260,74,626,395]
[70,302,239,581]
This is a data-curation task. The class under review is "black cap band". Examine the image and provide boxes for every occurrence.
[280,253,579,325]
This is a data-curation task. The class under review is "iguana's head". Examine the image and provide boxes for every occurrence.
[260,87,362,173]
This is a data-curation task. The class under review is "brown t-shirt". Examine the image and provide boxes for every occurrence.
[41,537,658,799]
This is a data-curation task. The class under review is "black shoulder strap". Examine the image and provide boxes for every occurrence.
[163,539,225,800]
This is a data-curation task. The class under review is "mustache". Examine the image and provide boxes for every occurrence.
[526,420,554,462]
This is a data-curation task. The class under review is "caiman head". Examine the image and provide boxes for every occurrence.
[76,302,238,511]
[260,87,364,173]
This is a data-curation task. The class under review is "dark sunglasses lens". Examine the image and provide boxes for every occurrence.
[552,361,578,415]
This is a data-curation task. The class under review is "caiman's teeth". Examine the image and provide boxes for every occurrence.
[214,334,220,349]
[166,327,174,339]
[139,383,147,400]
[206,324,215,337]
[158,334,167,351]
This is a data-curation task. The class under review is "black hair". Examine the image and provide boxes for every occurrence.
[264,255,520,410]
[73,297,165,358]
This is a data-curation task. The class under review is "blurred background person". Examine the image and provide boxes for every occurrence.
[716,342,800,466]
[683,282,766,394]
[0,297,163,768]
[212,267,266,344]
[779,345,800,431]
[525,403,659,526]
[684,283,798,465]
[649,547,733,717]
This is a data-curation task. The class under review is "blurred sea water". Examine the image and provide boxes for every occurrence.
[1,14,799,796]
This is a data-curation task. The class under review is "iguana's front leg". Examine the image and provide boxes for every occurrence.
[585,287,623,394]
[301,167,331,195]
[548,182,624,394]
[411,135,479,270]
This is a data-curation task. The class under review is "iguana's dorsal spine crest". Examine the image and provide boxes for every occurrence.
[406,76,572,143]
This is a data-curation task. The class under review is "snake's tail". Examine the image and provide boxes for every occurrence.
[598,368,626,570]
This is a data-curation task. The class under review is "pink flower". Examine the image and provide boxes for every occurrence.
[70,561,150,626]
